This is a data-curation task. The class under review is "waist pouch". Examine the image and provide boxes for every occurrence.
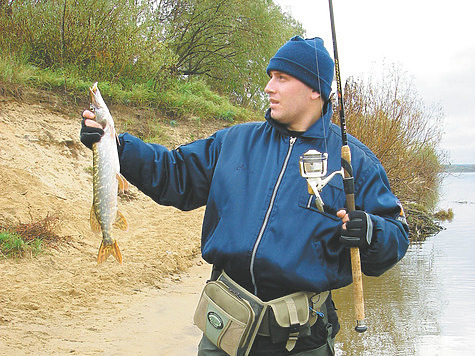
[193,271,329,356]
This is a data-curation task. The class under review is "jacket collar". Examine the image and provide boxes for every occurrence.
[264,102,333,139]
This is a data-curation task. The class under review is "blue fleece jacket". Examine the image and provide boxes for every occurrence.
[118,104,409,302]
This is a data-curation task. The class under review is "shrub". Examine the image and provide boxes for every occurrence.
[338,65,445,209]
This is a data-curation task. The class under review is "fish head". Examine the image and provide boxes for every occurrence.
[89,82,111,129]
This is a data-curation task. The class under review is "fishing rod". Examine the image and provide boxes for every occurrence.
[328,0,367,333]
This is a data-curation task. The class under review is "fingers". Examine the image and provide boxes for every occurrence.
[337,209,349,230]
[82,109,95,119]
[84,119,103,129]
[81,110,102,129]
[337,209,349,222]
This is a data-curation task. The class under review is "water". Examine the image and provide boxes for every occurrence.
[332,172,475,355]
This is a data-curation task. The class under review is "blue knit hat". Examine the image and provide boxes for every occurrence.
[266,36,334,101]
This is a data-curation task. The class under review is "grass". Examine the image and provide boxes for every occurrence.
[0,214,66,259]
[0,55,258,124]
[0,231,42,258]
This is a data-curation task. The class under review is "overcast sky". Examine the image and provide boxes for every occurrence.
[274,0,475,164]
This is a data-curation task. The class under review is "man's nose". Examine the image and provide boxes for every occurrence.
[264,79,274,93]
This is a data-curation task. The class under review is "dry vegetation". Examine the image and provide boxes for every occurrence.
[0,213,66,257]
[339,67,444,214]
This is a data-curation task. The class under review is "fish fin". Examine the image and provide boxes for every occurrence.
[97,240,123,264]
[113,210,128,231]
[89,205,102,232]
[117,173,129,193]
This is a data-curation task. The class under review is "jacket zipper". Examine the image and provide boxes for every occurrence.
[249,136,297,295]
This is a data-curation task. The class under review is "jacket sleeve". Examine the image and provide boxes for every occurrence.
[117,130,225,211]
[355,162,410,276]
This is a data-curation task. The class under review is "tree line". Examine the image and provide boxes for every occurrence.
[0,0,302,109]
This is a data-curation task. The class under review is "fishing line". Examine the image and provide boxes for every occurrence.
[313,37,329,155]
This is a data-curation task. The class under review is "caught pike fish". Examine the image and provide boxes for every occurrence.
[89,82,128,264]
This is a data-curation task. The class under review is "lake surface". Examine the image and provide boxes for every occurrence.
[332,172,475,355]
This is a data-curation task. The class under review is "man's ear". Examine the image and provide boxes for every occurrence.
[311,90,321,100]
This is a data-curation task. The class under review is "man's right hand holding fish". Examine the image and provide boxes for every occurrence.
[80,110,104,149]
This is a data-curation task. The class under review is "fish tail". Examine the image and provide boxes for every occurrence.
[97,240,123,264]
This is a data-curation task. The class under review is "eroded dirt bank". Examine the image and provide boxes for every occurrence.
[0,88,221,355]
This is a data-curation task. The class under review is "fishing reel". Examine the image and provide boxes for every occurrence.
[299,149,344,212]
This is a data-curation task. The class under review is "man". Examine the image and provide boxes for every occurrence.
[81,36,409,355]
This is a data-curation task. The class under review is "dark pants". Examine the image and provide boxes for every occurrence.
[197,334,335,355]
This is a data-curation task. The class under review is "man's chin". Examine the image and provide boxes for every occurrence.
[270,109,282,120]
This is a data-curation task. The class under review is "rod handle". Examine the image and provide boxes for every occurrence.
[342,145,367,332]
[350,247,367,332]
